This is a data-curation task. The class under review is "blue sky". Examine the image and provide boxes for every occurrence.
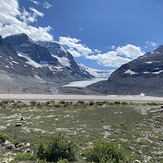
[0,0,163,70]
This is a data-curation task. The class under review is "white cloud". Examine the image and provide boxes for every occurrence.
[58,36,144,68]
[94,49,101,53]
[29,7,44,17]
[58,36,93,57]
[116,44,143,59]
[87,44,144,68]
[145,41,157,48]
[86,51,131,68]
[30,0,40,5]
[0,0,53,41]
[79,27,84,31]
[43,1,53,9]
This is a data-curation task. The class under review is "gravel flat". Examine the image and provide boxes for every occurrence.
[0,94,163,103]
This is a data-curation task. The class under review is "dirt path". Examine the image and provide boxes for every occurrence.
[0,94,163,103]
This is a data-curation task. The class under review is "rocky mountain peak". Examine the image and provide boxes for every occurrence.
[4,34,59,66]
[5,33,33,46]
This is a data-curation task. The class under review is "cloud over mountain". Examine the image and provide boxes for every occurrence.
[0,0,53,41]
[59,36,144,68]
[58,36,93,57]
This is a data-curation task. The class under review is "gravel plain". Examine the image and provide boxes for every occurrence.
[0,94,163,103]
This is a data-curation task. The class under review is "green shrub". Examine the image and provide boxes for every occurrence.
[59,100,66,105]
[77,100,85,105]
[30,100,37,106]
[96,101,104,106]
[121,101,128,105]
[89,101,95,106]
[0,133,9,143]
[83,140,130,163]
[55,103,61,108]
[37,134,78,162]
[114,101,121,105]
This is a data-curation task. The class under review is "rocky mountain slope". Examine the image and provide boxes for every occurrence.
[5,33,93,81]
[0,33,94,93]
[88,45,163,96]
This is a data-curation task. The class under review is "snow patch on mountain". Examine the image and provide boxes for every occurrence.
[78,63,113,79]
[18,52,42,68]
[54,56,71,67]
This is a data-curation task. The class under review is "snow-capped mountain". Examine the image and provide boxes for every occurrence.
[38,41,93,79]
[88,45,163,96]
[4,33,94,81]
[0,33,94,93]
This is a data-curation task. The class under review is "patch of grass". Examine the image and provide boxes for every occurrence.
[0,133,9,143]
[12,153,36,162]
[0,100,162,162]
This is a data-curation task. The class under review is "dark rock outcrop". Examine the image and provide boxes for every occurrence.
[5,33,59,66]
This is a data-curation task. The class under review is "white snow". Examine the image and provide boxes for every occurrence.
[152,70,163,74]
[78,63,113,78]
[64,78,106,87]
[145,61,153,64]
[143,71,150,74]
[63,63,112,88]
[18,52,42,68]
[9,62,13,65]
[60,46,67,54]
[9,56,13,60]
[12,61,19,64]
[54,56,71,67]
[145,60,161,64]
[125,69,138,75]
[144,70,163,74]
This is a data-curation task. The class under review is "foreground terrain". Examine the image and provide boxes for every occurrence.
[0,99,162,162]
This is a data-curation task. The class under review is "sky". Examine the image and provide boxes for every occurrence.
[0,0,163,70]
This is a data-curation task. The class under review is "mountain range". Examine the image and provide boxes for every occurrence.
[0,33,99,93]
[88,45,163,96]
[1,33,163,96]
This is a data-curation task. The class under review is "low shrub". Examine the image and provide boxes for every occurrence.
[0,133,9,143]
[89,101,95,106]
[37,134,78,162]
[83,140,130,163]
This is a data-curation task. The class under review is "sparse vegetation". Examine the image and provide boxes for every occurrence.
[83,140,130,162]
[11,153,36,162]
[0,100,162,162]
[37,134,77,162]
[0,133,9,143]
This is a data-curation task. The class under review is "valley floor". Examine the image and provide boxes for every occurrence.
[0,94,163,103]
[0,100,162,162]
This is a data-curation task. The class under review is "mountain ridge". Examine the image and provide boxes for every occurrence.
[88,45,163,96]
[0,33,96,93]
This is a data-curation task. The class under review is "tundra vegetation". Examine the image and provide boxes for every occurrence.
[0,99,162,162]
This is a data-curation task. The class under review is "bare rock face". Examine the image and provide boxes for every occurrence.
[5,33,59,66]
[38,41,94,79]
[88,45,163,96]
[0,34,94,93]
